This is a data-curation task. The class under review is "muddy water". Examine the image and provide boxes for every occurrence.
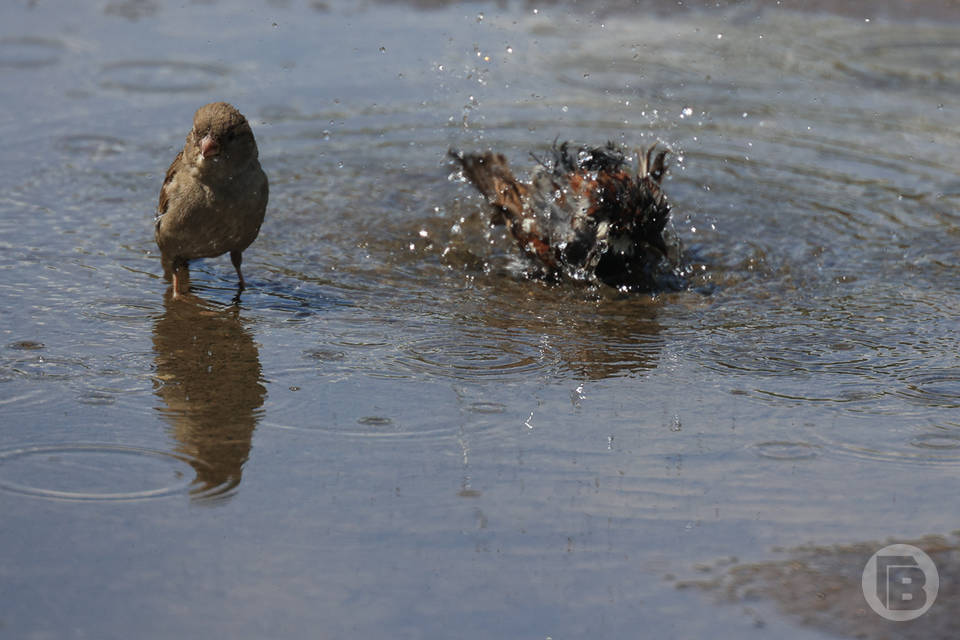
[1,1,959,637]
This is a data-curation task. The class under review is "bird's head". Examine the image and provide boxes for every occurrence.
[186,102,259,172]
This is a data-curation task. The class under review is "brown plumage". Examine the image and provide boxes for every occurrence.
[155,102,268,297]
[450,141,679,290]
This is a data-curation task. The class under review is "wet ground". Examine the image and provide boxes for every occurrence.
[1,0,959,637]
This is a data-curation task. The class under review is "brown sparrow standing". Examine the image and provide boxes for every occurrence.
[450,141,678,290]
[155,102,268,297]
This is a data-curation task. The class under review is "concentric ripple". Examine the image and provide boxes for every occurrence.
[0,443,201,501]
[896,370,960,409]
[813,424,960,468]
[836,40,960,91]
[55,134,126,159]
[0,36,65,68]
[98,60,228,93]
[910,433,960,450]
[752,441,821,461]
[6,353,89,381]
[381,333,558,382]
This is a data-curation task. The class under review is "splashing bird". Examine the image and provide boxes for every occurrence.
[450,141,681,290]
[155,102,268,297]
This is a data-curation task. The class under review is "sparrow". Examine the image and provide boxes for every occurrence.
[450,141,678,290]
[155,102,268,297]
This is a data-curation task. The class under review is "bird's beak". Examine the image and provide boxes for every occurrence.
[200,134,220,159]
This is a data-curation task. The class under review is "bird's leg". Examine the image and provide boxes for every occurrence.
[230,250,246,290]
[171,260,190,299]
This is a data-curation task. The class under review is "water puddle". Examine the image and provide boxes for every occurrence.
[1,0,959,637]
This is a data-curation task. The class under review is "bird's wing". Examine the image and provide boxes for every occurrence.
[156,150,183,223]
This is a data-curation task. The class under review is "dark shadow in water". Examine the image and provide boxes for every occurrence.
[467,282,667,381]
[152,291,266,502]
[553,303,664,381]
[677,532,960,638]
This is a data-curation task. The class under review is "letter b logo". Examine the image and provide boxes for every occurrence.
[863,544,938,621]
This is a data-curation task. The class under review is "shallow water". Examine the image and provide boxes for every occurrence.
[1,1,959,637]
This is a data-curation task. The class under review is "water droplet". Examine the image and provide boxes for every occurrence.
[506,46,513,54]
[476,12,484,22]
[681,106,693,117]
[670,414,682,432]
[716,33,723,39]
[378,46,386,53]
[561,105,568,113]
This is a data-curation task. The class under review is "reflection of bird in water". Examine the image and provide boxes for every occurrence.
[450,141,683,291]
[468,284,665,380]
[152,291,266,501]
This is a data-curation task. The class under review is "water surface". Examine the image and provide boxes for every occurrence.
[1,1,959,637]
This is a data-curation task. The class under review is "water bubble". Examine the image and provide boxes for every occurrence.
[670,414,682,432]
[561,105,568,113]
[716,33,723,39]
[681,106,693,117]
[506,46,513,54]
